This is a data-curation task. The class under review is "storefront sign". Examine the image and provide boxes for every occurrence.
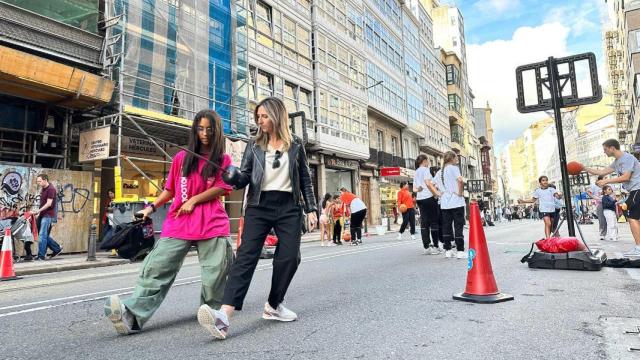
[119,136,162,157]
[325,156,357,170]
[79,127,110,162]
[380,167,401,177]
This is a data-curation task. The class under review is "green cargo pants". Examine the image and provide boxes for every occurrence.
[122,236,233,328]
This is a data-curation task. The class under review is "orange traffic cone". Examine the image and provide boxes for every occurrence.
[453,202,513,303]
[1,228,20,281]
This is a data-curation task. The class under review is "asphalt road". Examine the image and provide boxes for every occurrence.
[2,219,640,359]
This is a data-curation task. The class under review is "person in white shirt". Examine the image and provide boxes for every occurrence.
[520,176,561,238]
[413,155,442,255]
[587,176,606,240]
[433,151,467,259]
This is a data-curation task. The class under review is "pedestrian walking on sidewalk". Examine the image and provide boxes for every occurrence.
[33,173,63,261]
[587,177,606,240]
[413,155,441,254]
[340,188,367,246]
[434,151,467,259]
[396,182,416,241]
[601,185,618,241]
[198,97,317,340]
[104,109,235,335]
[585,139,640,257]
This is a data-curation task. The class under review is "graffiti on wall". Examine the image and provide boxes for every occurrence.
[0,170,90,215]
[0,164,94,252]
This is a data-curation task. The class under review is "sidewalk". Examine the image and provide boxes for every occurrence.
[12,224,402,276]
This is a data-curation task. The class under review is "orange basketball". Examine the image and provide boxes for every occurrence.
[342,232,351,241]
[399,204,408,213]
[567,161,584,176]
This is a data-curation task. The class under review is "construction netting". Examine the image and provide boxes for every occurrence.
[4,0,100,33]
[106,0,250,138]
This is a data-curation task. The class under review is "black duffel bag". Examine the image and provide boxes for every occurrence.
[100,218,155,261]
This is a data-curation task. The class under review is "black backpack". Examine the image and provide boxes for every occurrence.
[100,218,155,261]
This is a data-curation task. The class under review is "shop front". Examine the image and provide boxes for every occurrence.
[324,156,358,195]
[378,166,416,223]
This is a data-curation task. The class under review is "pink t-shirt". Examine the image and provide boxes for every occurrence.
[161,150,232,240]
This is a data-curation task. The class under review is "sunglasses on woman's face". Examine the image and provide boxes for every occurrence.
[273,150,282,169]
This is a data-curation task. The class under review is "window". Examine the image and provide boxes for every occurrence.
[391,137,398,156]
[282,16,296,50]
[256,1,272,35]
[448,94,461,114]
[446,65,459,86]
[297,26,311,58]
[284,82,298,113]
[377,130,384,151]
[300,88,312,119]
[257,70,273,100]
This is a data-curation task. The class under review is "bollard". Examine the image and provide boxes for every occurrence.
[87,220,97,261]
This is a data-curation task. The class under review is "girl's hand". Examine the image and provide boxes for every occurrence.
[175,199,197,218]
[136,207,153,220]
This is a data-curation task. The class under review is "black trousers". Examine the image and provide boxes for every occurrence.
[350,209,367,241]
[417,198,440,248]
[222,191,302,310]
[441,206,465,251]
[333,220,342,243]
[399,208,416,235]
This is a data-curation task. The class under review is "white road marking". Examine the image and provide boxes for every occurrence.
[0,240,414,318]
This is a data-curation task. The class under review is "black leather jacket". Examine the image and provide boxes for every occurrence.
[235,135,317,214]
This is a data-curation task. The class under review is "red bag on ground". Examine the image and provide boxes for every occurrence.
[535,237,586,253]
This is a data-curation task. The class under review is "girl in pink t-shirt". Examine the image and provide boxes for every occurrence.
[104,109,234,335]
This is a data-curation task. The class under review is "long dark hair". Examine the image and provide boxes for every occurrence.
[322,193,332,209]
[182,109,225,181]
[415,154,428,170]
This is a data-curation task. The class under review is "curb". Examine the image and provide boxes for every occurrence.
[14,230,396,276]
[15,259,130,276]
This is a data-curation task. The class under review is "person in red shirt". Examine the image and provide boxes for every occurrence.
[396,182,416,240]
[33,174,63,260]
[331,195,344,245]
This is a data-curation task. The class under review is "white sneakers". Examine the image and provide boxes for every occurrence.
[263,302,298,322]
[423,246,441,255]
[623,246,640,258]
[444,249,467,259]
[104,295,139,335]
[411,234,416,240]
[397,233,403,240]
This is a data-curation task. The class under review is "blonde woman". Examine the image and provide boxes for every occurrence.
[198,97,317,339]
[434,151,467,259]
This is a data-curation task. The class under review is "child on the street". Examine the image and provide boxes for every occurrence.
[601,185,618,241]
[520,176,561,238]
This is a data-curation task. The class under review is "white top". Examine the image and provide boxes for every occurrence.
[532,187,557,213]
[262,144,292,192]
[413,166,434,200]
[589,184,602,204]
[434,165,465,209]
[610,152,640,191]
[350,198,367,213]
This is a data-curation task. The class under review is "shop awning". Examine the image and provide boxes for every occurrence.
[380,167,415,180]
[0,45,114,109]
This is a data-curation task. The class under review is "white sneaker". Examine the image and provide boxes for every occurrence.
[424,247,439,255]
[104,295,139,335]
[411,234,416,240]
[397,233,403,240]
[456,251,468,259]
[422,248,429,255]
[623,246,640,257]
[197,304,229,340]
[263,302,297,322]
[445,250,454,258]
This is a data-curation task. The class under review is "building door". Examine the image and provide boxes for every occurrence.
[360,177,371,225]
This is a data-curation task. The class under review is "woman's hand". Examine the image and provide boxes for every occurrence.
[307,212,318,230]
[175,198,197,218]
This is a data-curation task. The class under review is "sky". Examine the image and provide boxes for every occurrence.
[442,0,610,154]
